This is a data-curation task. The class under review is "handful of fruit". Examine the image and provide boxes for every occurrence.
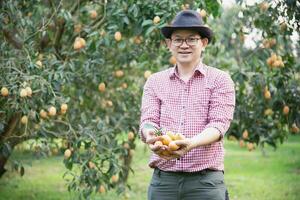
[154,130,186,156]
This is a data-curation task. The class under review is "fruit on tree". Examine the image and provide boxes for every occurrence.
[153,16,160,24]
[128,131,135,140]
[89,10,97,19]
[39,109,48,119]
[48,106,57,116]
[144,70,152,79]
[73,37,86,50]
[98,82,106,92]
[111,175,119,183]
[21,115,28,125]
[1,87,9,97]
[114,31,122,41]
[283,105,289,115]
[64,149,72,159]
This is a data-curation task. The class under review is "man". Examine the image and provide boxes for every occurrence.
[139,10,235,200]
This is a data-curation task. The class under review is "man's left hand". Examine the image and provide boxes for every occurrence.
[171,139,193,158]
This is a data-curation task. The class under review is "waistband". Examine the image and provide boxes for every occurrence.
[154,167,223,176]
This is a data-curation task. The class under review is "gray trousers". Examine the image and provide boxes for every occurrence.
[148,168,228,200]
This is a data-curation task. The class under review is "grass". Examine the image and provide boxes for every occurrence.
[0,135,299,200]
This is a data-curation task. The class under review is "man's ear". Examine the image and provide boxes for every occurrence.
[165,39,171,49]
[201,38,208,48]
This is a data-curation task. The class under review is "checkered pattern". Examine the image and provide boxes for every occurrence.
[139,62,235,172]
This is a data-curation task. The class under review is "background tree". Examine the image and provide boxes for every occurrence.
[0,0,299,199]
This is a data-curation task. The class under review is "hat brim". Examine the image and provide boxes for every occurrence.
[161,26,213,44]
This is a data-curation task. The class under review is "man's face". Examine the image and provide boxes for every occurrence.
[167,29,208,65]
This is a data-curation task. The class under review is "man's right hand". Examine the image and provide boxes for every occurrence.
[143,128,167,156]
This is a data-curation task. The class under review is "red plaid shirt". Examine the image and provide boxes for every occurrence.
[139,62,235,172]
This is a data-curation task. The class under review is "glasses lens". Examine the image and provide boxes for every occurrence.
[172,39,183,46]
[186,38,198,46]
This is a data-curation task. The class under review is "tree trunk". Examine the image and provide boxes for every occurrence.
[0,154,9,178]
[0,113,21,178]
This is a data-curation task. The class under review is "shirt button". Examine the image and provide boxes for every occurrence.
[184,89,188,92]
[181,122,184,125]
[182,106,185,109]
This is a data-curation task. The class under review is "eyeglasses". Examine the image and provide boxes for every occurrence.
[170,37,202,47]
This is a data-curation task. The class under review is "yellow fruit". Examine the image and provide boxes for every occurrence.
[283,105,289,115]
[169,56,176,65]
[269,38,276,46]
[291,124,299,134]
[259,2,269,11]
[264,90,271,100]
[1,87,9,97]
[121,83,128,89]
[134,36,142,44]
[38,53,43,60]
[166,131,176,140]
[21,115,28,125]
[174,133,185,140]
[111,175,119,183]
[25,86,32,97]
[128,131,135,140]
[123,142,130,149]
[161,135,172,146]
[88,161,96,169]
[264,108,273,116]
[106,100,113,107]
[272,60,282,68]
[74,24,82,33]
[39,109,48,119]
[242,130,248,139]
[98,82,106,92]
[239,140,245,148]
[98,185,106,193]
[154,141,163,146]
[64,149,72,159]
[73,37,86,50]
[20,89,27,97]
[228,135,237,141]
[89,10,97,19]
[99,30,106,36]
[144,70,152,79]
[266,57,274,67]
[61,103,68,111]
[199,9,207,18]
[115,70,124,78]
[247,142,255,151]
[153,16,160,24]
[114,31,122,41]
[169,141,179,151]
[36,60,43,68]
[48,106,57,116]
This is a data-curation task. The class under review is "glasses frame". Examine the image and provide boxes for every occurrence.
[170,37,202,47]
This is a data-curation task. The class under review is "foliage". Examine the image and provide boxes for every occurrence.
[0,0,299,198]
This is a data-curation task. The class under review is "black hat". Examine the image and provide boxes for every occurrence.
[161,10,213,43]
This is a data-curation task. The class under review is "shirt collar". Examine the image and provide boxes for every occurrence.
[169,61,207,79]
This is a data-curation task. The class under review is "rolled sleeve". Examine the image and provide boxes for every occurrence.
[139,76,160,142]
[205,73,235,137]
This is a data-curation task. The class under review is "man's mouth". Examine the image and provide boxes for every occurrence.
[178,52,192,55]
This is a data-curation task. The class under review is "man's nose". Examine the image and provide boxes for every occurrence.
[180,40,189,48]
